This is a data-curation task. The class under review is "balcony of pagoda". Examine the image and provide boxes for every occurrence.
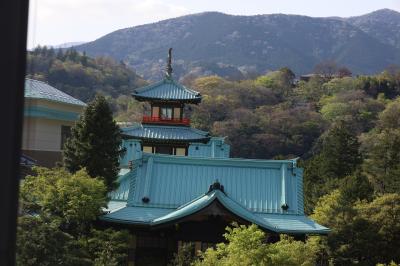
[142,116,190,126]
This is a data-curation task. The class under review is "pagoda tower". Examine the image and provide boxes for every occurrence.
[121,48,229,157]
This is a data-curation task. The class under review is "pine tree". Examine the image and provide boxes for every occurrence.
[63,95,121,192]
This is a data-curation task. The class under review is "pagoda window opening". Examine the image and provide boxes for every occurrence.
[156,146,172,154]
[148,104,184,123]
[160,106,173,120]
[142,144,188,156]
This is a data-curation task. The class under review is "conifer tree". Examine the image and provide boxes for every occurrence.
[63,95,121,192]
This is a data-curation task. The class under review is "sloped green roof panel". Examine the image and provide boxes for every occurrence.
[109,168,133,201]
[25,78,86,106]
[256,214,330,234]
[151,190,278,232]
[122,124,210,142]
[130,154,300,214]
[132,78,201,103]
[102,206,173,224]
[105,201,127,213]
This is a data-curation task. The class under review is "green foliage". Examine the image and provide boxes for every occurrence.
[16,216,90,266]
[17,168,131,265]
[303,122,362,212]
[168,243,196,266]
[295,76,326,102]
[194,224,318,266]
[63,95,122,192]
[319,122,362,179]
[339,170,374,203]
[27,46,147,102]
[312,190,400,265]
[361,99,400,193]
[356,194,400,264]
[20,167,107,234]
[255,68,294,97]
[84,228,132,266]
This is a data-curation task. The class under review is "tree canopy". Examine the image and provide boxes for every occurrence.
[17,167,131,266]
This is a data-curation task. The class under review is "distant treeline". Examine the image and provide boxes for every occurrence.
[26,46,147,102]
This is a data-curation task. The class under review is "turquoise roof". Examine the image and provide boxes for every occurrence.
[132,78,201,103]
[25,78,86,106]
[121,124,210,142]
[104,190,328,234]
[103,154,329,234]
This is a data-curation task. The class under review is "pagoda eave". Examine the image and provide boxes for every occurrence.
[132,95,202,104]
[131,136,210,144]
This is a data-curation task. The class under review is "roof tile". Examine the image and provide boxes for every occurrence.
[25,78,86,106]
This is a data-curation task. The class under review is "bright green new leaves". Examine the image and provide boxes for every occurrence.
[195,224,318,266]
[20,167,107,231]
[17,168,131,265]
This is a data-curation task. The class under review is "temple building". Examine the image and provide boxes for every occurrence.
[102,49,329,266]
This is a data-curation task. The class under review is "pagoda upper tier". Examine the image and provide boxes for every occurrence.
[132,77,201,104]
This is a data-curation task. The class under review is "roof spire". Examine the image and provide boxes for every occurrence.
[165,48,173,79]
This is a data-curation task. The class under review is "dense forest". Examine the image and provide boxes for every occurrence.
[26,47,400,265]
[26,46,147,102]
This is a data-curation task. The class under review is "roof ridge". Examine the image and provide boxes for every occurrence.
[145,152,298,165]
[141,124,209,134]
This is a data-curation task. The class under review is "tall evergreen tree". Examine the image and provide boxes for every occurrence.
[63,95,121,191]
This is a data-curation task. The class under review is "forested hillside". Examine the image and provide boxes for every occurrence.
[26,46,147,102]
[183,67,399,264]
[112,63,400,264]
[75,9,400,80]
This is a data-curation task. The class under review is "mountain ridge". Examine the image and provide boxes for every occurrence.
[75,9,400,80]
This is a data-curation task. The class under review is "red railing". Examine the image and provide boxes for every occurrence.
[142,116,190,125]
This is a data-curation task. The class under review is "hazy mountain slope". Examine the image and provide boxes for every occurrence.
[347,9,400,49]
[76,10,400,80]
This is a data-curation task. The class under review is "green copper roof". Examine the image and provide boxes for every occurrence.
[25,78,86,106]
[121,124,210,142]
[103,189,329,234]
[132,78,201,103]
[127,154,302,214]
[104,153,329,234]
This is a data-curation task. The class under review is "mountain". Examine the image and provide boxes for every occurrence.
[346,9,400,49]
[75,9,400,80]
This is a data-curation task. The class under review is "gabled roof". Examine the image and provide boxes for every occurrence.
[121,124,210,143]
[25,78,86,106]
[132,78,202,103]
[103,189,329,234]
[103,153,329,234]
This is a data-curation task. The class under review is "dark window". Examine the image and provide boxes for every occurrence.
[155,146,172,154]
[60,125,71,150]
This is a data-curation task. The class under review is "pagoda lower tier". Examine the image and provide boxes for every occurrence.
[121,124,230,158]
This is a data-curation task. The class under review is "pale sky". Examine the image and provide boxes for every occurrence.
[28,0,400,49]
